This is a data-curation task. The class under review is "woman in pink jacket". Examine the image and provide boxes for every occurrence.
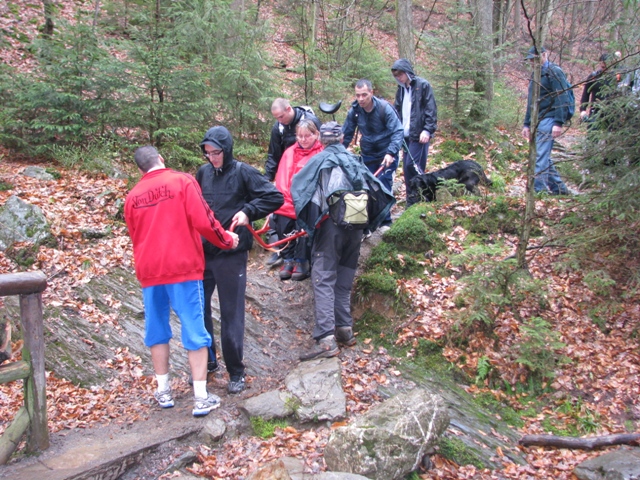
[272,120,323,280]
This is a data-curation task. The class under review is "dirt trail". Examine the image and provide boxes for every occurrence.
[1,232,386,479]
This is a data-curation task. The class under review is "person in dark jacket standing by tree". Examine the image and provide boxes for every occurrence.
[264,98,321,267]
[342,79,403,229]
[579,53,618,131]
[391,59,438,207]
[197,126,283,394]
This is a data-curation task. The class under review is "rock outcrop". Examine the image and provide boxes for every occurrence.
[0,195,51,250]
[324,387,449,480]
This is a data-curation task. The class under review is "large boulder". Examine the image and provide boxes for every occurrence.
[284,357,346,423]
[0,195,51,250]
[241,357,345,423]
[241,389,296,421]
[324,387,449,480]
[573,447,640,480]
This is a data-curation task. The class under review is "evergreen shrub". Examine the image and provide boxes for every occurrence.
[515,316,566,388]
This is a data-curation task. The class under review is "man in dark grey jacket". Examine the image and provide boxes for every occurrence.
[391,59,438,207]
[197,126,283,394]
[292,122,395,361]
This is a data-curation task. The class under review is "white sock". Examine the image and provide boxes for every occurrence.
[156,373,170,393]
[193,380,208,399]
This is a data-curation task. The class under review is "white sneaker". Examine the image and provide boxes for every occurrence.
[379,225,391,234]
[154,389,174,408]
[192,392,221,417]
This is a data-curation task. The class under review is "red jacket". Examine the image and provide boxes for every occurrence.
[125,168,233,287]
[274,140,323,219]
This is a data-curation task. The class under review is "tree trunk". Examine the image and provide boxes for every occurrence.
[42,0,55,36]
[397,0,415,63]
[516,0,554,270]
[470,0,494,120]
[93,0,101,30]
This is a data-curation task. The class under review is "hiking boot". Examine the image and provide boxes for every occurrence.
[266,251,283,268]
[192,392,221,417]
[279,259,295,280]
[208,360,219,373]
[299,335,339,361]
[291,260,310,281]
[228,375,246,394]
[335,326,357,346]
[154,389,174,409]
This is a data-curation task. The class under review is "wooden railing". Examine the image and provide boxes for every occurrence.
[0,271,49,464]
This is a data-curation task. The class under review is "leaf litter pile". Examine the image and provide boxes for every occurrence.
[1,153,639,479]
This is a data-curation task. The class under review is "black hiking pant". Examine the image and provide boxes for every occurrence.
[203,250,247,379]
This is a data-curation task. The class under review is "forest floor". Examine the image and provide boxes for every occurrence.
[1,135,639,479]
[1,1,640,479]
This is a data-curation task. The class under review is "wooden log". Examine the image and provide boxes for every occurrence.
[20,292,49,452]
[0,271,47,297]
[0,406,30,465]
[0,360,30,383]
[519,433,640,450]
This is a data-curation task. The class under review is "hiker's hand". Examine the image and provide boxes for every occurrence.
[226,231,239,249]
[552,125,563,138]
[419,131,430,144]
[521,127,530,141]
[580,111,589,121]
[382,154,395,168]
[232,211,249,227]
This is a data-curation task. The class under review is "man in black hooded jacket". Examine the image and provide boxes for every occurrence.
[391,59,438,207]
[197,126,283,394]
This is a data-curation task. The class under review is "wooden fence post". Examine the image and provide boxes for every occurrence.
[20,291,49,452]
[0,270,49,459]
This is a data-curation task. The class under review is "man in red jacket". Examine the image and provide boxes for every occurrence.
[125,146,239,418]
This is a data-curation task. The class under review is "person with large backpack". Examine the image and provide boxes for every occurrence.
[291,122,395,361]
[522,46,572,195]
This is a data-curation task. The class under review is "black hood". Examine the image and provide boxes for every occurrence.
[391,58,416,83]
[200,126,234,168]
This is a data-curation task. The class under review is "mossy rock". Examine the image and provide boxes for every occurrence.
[383,204,450,253]
[437,436,485,469]
[364,242,423,278]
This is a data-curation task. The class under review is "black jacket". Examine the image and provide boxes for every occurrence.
[264,107,321,181]
[197,126,283,256]
[580,69,617,113]
[392,58,438,141]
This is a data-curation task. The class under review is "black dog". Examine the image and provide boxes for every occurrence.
[408,160,492,203]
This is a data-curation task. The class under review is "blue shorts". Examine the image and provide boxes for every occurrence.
[142,280,211,351]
